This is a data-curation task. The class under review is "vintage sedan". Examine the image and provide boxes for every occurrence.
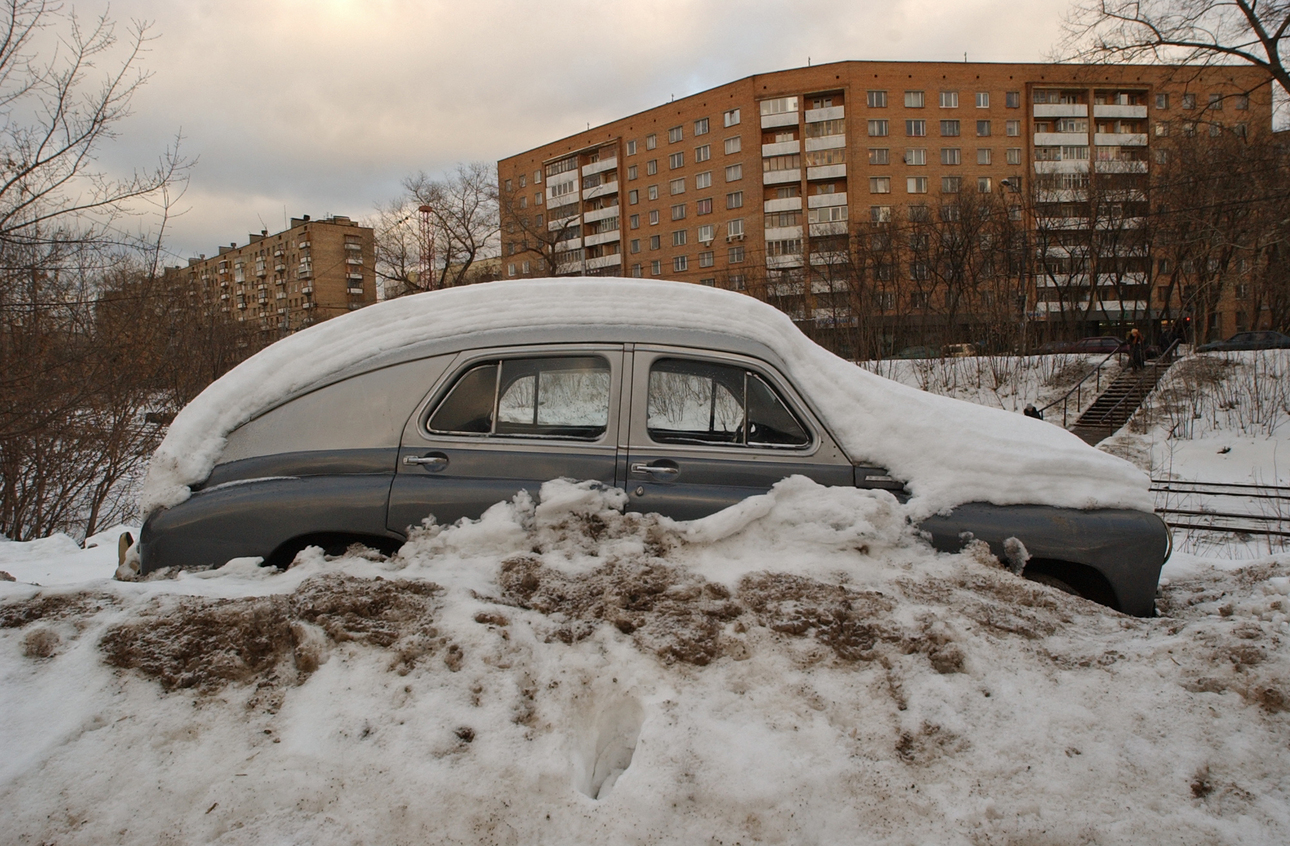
[135,279,1168,615]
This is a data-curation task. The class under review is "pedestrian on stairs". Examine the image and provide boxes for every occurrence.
[1127,328,1145,371]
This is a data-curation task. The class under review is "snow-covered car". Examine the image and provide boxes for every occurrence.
[135,279,1169,615]
[1196,330,1290,352]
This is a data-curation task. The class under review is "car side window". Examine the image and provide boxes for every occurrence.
[429,356,610,440]
[647,358,809,447]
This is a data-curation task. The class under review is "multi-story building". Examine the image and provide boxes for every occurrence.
[165,215,377,335]
[498,61,1274,351]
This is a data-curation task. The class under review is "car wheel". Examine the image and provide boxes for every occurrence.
[1025,571,1078,596]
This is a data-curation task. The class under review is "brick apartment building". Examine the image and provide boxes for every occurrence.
[165,215,377,335]
[498,60,1275,351]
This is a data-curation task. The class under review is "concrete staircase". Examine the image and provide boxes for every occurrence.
[1070,358,1174,444]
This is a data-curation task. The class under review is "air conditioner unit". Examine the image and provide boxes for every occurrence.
[726,233,745,242]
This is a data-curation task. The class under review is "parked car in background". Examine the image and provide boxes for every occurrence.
[135,280,1169,615]
[1196,331,1290,352]
[944,343,978,358]
[894,345,939,359]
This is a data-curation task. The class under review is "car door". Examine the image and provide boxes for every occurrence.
[387,345,624,534]
[621,346,853,521]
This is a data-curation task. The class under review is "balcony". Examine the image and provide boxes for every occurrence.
[1036,217,1089,230]
[347,286,364,294]
[584,230,620,247]
[809,252,849,267]
[805,105,845,122]
[764,225,804,241]
[548,214,580,232]
[301,285,313,294]
[582,157,618,177]
[763,168,801,185]
[761,111,798,129]
[276,291,286,300]
[1034,132,1088,146]
[1033,104,1088,117]
[585,253,622,271]
[1093,104,1147,119]
[807,192,847,208]
[809,221,847,237]
[804,135,845,152]
[763,197,803,213]
[582,180,618,201]
[273,249,284,257]
[347,256,362,265]
[301,241,312,249]
[274,263,286,272]
[583,205,619,223]
[766,253,804,269]
[1094,160,1148,173]
[255,266,267,277]
[297,268,312,279]
[344,242,360,251]
[1094,132,1147,146]
[806,164,846,180]
[767,280,804,297]
[302,301,315,309]
[347,271,364,280]
[761,139,800,156]
[1033,160,1091,173]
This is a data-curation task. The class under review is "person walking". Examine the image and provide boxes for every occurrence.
[1127,328,1145,371]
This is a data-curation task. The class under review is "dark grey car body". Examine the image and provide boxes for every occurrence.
[140,324,1169,616]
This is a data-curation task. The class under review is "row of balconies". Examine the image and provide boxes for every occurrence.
[1033,160,1149,174]
[760,105,844,130]
[1035,131,1147,146]
[1034,104,1148,119]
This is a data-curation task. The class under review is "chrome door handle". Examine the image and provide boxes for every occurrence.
[631,462,679,479]
[403,454,448,470]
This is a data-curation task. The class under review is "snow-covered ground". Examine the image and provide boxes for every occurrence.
[3,345,1289,844]
[2,476,1288,844]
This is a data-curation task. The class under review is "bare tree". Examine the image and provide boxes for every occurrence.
[497,181,581,276]
[1062,1,1289,97]
[369,197,420,298]
[402,162,499,290]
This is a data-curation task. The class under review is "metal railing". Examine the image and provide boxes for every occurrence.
[1038,337,1179,427]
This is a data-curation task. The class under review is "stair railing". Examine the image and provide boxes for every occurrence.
[1037,347,1124,427]
[1077,338,1181,429]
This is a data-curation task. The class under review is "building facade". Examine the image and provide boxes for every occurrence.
[498,61,1275,351]
[165,215,377,335]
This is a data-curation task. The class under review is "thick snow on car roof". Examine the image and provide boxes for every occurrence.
[139,278,1152,519]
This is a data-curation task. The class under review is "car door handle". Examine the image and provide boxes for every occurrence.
[403,453,448,470]
[631,461,679,480]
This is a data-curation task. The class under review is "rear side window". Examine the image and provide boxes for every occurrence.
[647,358,809,447]
[429,356,611,439]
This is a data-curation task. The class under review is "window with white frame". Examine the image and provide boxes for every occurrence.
[669,152,684,169]
[724,108,740,127]
[867,90,887,108]
[699,250,714,267]
[976,120,991,136]
[907,176,928,194]
[1006,119,1020,137]
[695,117,710,135]
[672,229,687,247]
[941,147,961,165]
[671,203,686,220]
[651,260,662,275]
[695,144,710,162]
[670,178,685,195]
[696,171,712,189]
[646,133,657,149]
[868,119,889,137]
[728,218,745,237]
[669,126,683,143]
[904,90,924,108]
[976,92,989,108]
[977,148,992,165]
[942,176,961,193]
[906,119,926,137]
[725,163,742,181]
[904,148,926,165]
[1006,147,1022,165]
[869,148,890,165]
[870,176,891,194]
[647,160,658,175]
[698,224,714,242]
[941,120,960,136]
[726,191,744,209]
[648,185,658,200]
[939,91,959,108]
[696,198,713,215]
[977,177,992,193]
[724,136,741,154]
[673,255,688,272]
[626,140,637,155]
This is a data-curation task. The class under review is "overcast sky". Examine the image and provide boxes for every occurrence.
[90,0,1074,261]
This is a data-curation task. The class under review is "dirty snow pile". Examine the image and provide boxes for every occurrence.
[139,278,1150,521]
[3,477,1289,844]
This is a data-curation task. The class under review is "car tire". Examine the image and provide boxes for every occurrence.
[1025,571,1079,596]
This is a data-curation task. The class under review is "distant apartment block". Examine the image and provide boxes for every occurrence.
[498,60,1274,345]
[166,215,377,334]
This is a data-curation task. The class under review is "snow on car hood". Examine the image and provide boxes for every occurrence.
[139,278,1152,519]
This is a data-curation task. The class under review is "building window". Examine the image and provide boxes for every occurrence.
[670,177,685,195]
[725,163,742,181]
[631,263,642,277]
[729,245,745,262]
[870,206,892,224]
[868,119,889,137]
[504,179,512,191]
[648,185,659,200]
[696,171,712,189]
[630,239,640,253]
[940,147,961,165]
[977,177,992,193]
[673,255,688,272]
[975,148,991,165]
[649,234,661,250]
[726,191,744,209]
[867,90,887,108]
[629,189,639,204]
[669,152,684,169]
[976,92,990,108]
[941,119,960,136]
[1208,93,1223,110]
[907,176,928,194]
[534,170,542,184]
[672,229,687,247]
[647,160,658,176]
[1155,121,1169,136]
[671,203,686,220]
[976,120,991,136]
[507,263,516,277]
[651,260,662,275]
[695,117,710,135]
[906,119,926,137]
[724,108,740,127]
[649,210,660,225]
[724,136,742,154]
[1236,94,1249,110]
[669,126,683,143]
[696,198,713,215]
[939,91,959,108]
[518,174,526,188]
[630,214,640,229]
[728,218,745,237]
[699,250,714,268]
[904,90,924,108]
[908,204,929,221]
[626,140,638,155]
[646,133,658,150]
[760,96,798,116]
[1182,93,1196,109]
[1006,91,1020,108]
[695,144,711,162]
[1006,119,1020,137]
[904,148,926,165]
[1209,122,1222,137]
[698,224,714,242]
[1155,93,1169,110]
[628,165,638,180]
[535,192,543,206]
[870,176,891,194]
[942,176,961,193]
[1006,147,1022,165]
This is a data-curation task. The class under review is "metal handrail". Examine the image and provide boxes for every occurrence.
[1038,337,1179,427]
